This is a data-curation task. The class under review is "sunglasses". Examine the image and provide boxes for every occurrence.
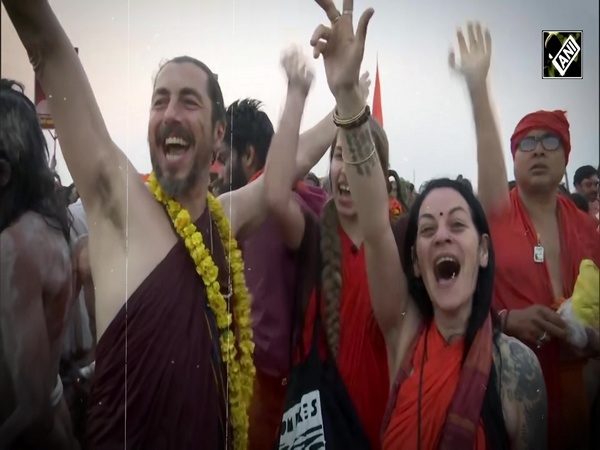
[518,134,561,152]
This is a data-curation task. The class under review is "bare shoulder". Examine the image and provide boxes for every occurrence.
[1,213,71,285]
[494,333,547,450]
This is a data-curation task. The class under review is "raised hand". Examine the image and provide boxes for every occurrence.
[448,22,492,87]
[359,71,371,102]
[311,0,374,100]
[281,45,315,96]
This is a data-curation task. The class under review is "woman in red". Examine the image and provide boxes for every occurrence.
[306,6,549,449]
[264,49,392,449]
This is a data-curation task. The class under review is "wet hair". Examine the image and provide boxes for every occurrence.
[225,98,274,171]
[573,165,598,187]
[0,79,71,242]
[401,178,509,450]
[569,192,589,213]
[321,117,389,358]
[155,56,226,127]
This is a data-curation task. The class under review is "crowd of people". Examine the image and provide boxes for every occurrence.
[1,0,599,450]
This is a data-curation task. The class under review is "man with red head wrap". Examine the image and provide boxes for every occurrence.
[451,27,599,448]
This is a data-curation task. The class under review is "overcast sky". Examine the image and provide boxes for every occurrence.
[2,0,598,189]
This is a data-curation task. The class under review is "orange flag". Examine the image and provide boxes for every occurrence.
[372,58,384,127]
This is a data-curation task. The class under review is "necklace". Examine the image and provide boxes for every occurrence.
[148,173,255,449]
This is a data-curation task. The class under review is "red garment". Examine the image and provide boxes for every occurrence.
[382,324,487,450]
[489,187,600,450]
[510,110,571,163]
[247,370,287,450]
[299,228,389,450]
[248,167,306,191]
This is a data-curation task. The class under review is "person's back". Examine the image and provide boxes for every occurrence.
[0,212,77,449]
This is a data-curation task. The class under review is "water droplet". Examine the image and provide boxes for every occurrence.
[171,360,174,364]
[48,94,53,99]
[99,401,102,405]
[63,97,67,101]
[196,365,200,368]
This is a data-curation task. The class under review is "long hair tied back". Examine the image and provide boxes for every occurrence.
[320,117,389,359]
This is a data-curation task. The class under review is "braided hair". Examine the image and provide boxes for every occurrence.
[321,117,389,358]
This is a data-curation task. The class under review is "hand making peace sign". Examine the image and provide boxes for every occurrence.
[311,0,374,101]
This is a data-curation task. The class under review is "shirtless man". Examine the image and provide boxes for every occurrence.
[0,79,77,449]
[2,2,331,447]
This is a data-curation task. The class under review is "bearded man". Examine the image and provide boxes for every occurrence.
[450,22,600,449]
[1,1,285,448]
[0,79,78,449]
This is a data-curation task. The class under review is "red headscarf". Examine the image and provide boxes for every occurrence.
[510,110,571,164]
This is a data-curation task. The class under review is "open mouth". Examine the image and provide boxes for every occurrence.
[338,183,351,197]
[163,136,191,161]
[434,256,461,284]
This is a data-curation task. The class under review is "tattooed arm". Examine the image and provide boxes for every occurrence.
[496,334,548,450]
[336,88,413,361]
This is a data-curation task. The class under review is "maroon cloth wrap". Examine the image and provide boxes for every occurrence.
[86,209,230,449]
[510,110,571,163]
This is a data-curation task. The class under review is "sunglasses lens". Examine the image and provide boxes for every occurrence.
[519,138,537,151]
[542,136,560,150]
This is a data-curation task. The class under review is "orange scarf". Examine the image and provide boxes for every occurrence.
[382,318,491,450]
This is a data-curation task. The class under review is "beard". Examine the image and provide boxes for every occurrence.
[151,150,204,198]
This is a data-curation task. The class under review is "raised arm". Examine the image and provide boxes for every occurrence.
[296,71,371,177]
[0,231,54,446]
[263,48,315,250]
[449,23,509,214]
[311,0,410,350]
[2,0,125,215]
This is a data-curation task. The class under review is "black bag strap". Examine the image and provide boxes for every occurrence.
[290,211,321,363]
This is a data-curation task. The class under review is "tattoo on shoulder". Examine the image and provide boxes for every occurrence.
[343,125,378,177]
[498,334,547,450]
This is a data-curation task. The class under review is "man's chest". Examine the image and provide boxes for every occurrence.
[533,218,563,299]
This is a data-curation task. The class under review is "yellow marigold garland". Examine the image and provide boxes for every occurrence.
[148,172,255,450]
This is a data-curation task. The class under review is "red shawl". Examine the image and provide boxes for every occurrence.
[381,316,492,450]
[489,187,600,450]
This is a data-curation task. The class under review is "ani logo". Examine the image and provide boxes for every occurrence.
[542,31,583,79]
[278,390,326,450]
